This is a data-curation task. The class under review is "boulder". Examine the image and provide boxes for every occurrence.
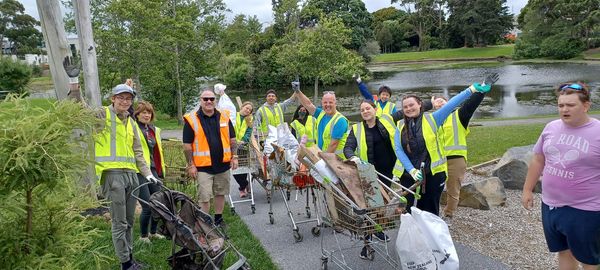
[492,145,542,192]
[458,177,506,210]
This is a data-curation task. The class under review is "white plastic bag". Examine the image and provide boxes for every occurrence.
[411,206,460,270]
[397,213,437,270]
[276,124,299,170]
[263,125,278,156]
[214,84,237,127]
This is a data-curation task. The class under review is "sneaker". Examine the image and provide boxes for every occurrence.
[126,261,144,270]
[215,219,227,230]
[139,236,151,244]
[359,246,369,260]
[149,233,165,240]
[373,232,390,242]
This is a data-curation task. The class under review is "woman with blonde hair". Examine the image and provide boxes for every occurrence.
[233,101,254,197]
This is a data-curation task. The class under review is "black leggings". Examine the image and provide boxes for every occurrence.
[233,173,249,191]
[400,171,446,216]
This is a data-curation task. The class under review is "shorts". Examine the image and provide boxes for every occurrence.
[196,170,231,203]
[541,202,600,265]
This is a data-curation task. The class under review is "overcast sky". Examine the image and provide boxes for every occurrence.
[20,0,529,25]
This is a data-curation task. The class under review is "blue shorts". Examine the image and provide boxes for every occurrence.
[541,202,600,265]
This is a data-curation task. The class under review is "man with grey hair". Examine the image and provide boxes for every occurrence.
[183,89,237,227]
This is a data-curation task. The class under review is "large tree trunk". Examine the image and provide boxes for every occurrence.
[73,0,101,107]
[36,0,70,100]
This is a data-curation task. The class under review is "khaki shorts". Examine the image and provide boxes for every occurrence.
[197,170,231,202]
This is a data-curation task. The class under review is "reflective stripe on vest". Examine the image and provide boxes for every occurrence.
[353,115,403,176]
[183,111,232,167]
[137,125,167,175]
[291,117,316,147]
[316,111,348,159]
[442,110,469,159]
[376,101,395,117]
[259,104,284,132]
[397,113,447,175]
[235,112,253,141]
[95,107,138,182]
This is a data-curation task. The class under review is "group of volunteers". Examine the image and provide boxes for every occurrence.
[92,73,599,270]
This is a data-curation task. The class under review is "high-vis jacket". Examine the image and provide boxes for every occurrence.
[316,111,348,159]
[137,124,166,175]
[290,116,316,147]
[352,114,404,176]
[183,112,232,167]
[397,113,447,175]
[442,110,469,159]
[258,104,283,133]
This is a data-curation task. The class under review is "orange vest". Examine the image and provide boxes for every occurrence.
[183,111,232,167]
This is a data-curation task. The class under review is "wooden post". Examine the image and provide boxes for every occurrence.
[73,0,102,107]
[36,0,70,100]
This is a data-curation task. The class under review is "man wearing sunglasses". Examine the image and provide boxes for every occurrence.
[94,84,158,270]
[183,89,237,229]
[254,89,297,139]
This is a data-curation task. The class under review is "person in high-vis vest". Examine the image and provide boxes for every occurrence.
[430,91,487,220]
[393,74,498,216]
[133,101,166,243]
[95,84,158,270]
[233,101,253,198]
[290,105,316,147]
[293,82,349,159]
[253,89,297,138]
[343,100,402,247]
[355,74,397,117]
[183,89,238,228]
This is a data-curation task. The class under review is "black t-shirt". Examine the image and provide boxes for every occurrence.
[183,109,236,174]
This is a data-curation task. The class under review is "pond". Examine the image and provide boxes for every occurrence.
[227,63,600,122]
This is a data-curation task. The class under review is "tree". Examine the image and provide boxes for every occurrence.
[272,0,301,37]
[220,14,262,56]
[0,0,43,55]
[301,0,373,51]
[392,0,440,51]
[446,0,513,47]
[274,16,365,101]
[0,57,31,94]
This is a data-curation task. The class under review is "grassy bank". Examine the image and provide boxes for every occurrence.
[373,45,514,63]
[467,123,545,165]
[27,76,54,92]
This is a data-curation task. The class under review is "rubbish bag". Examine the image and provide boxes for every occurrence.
[263,125,278,156]
[411,206,459,270]
[276,124,299,170]
[215,84,237,127]
[397,213,437,270]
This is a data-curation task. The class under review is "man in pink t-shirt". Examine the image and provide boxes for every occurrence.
[522,82,600,270]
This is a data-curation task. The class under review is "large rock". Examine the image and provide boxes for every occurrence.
[492,145,542,192]
[458,177,506,210]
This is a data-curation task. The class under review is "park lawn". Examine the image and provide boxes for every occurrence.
[155,118,183,130]
[467,123,546,165]
[585,51,600,59]
[27,76,54,92]
[373,45,514,63]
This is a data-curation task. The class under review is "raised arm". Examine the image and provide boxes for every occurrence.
[393,128,415,172]
[294,89,317,115]
[357,82,374,101]
[432,88,473,126]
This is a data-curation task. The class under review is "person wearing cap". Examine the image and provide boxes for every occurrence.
[183,89,237,228]
[94,84,158,270]
[254,89,297,138]
[355,74,397,117]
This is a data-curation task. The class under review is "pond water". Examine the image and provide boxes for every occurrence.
[226,63,600,122]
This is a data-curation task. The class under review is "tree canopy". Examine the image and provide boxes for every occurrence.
[0,0,43,55]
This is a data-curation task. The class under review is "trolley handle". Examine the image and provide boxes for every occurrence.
[131,178,165,206]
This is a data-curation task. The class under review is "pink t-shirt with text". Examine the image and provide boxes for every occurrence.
[533,118,600,211]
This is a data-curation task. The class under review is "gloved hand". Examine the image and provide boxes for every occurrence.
[214,83,226,95]
[291,81,300,91]
[146,175,161,185]
[482,72,500,87]
[409,168,423,182]
[392,176,400,183]
[469,83,491,93]
[63,56,80,83]
[349,156,362,165]
[353,74,362,84]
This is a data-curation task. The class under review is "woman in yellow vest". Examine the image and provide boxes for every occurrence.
[393,75,497,216]
[233,101,253,198]
[133,101,166,243]
[289,105,316,147]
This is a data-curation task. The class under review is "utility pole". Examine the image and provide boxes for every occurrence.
[36,0,70,100]
[73,0,102,107]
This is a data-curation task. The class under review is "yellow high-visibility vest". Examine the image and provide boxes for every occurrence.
[352,114,404,176]
[397,113,447,175]
[137,124,167,175]
[94,106,139,183]
[258,104,283,133]
[442,110,469,159]
[376,101,395,117]
[290,116,316,147]
[235,112,253,142]
[316,111,348,159]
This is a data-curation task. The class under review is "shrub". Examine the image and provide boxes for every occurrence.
[513,38,541,59]
[0,57,32,94]
[31,64,43,77]
[0,96,108,269]
[221,53,254,89]
[540,34,584,60]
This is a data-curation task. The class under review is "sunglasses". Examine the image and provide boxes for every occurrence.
[560,83,584,91]
[202,97,216,102]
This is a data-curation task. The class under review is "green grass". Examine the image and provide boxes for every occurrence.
[373,45,514,63]
[467,123,546,165]
[155,118,183,130]
[27,76,54,92]
[474,110,600,122]
[585,51,600,59]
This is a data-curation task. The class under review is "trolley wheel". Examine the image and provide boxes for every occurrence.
[293,230,303,242]
[306,208,311,218]
[286,190,291,201]
[230,208,236,215]
[320,257,328,270]
[251,205,256,214]
[366,246,375,261]
[269,214,274,224]
[311,226,321,237]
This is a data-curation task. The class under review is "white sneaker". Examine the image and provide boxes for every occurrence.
[149,233,165,240]
[139,236,151,244]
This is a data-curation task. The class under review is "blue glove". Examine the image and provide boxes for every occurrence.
[469,83,491,93]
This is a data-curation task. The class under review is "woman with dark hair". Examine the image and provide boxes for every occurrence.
[133,101,166,243]
[393,76,497,216]
[290,105,316,147]
[234,101,254,198]
[522,82,599,270]
[343,100,404,247]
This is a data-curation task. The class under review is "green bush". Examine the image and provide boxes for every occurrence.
[0,57,32,94]
[513,38,541,59]
[0,96,108,269]
[30,64,43,77]
[221,53,254,89]
[540,34,584,60]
